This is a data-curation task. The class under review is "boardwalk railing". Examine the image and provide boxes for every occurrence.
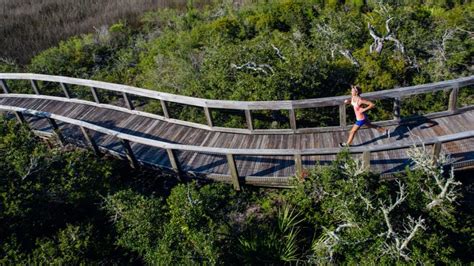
[1,105,473,189]
[1,73,473,134]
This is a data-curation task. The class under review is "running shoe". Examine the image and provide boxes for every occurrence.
[339,142,349,147]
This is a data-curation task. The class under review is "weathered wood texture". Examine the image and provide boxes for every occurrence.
[0,96,473,187]
[0,73,472,134]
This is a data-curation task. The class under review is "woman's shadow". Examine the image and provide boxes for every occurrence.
[355,115,439,146]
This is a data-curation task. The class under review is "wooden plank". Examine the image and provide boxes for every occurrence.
[339,104,347,127]
[1,105,473,156]
[120,139,139,169]
[122,92,134,110]
[160,100,170,118]
[47,117,66,146]
[166,148,181,173]
[294,154,303,178]
[30,80,40,94]
[226,153,241,191]
[448,87,459,111]
[393,97,401,120]
[432,142,442,163]
[204,107,213,127]
[289,109,297,131]
[60,82,71,98]
[90,87,100,103]
[245,109,253,131]
[0,79,9,93]
[0,73,472,112]
[15,111,26,124]
[80,126,101,155]
[362,150,371,171]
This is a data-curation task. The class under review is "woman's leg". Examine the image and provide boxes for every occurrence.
[346,124,360,145]
[365,120,386,133]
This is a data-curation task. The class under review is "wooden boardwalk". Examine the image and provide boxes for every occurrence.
[0,74,473,188]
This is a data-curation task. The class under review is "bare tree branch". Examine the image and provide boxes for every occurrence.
[231,62,274,75]
[368,17,405,54]
[380,179,407,238]
[271,44,286,61]
[339,49,360,67]
[425,167,461,210]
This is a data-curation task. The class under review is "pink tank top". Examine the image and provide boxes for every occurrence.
[351,97,365,120]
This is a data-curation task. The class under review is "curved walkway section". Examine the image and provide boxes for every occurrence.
[0,73,473,188]
[0,96,473,188]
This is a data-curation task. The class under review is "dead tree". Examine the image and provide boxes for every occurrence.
[316,24,360,67]
[378,180,426,261]
[368,17,405,54]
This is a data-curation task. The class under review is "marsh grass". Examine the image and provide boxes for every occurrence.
[0,0,216,65]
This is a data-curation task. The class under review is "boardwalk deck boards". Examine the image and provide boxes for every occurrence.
[1,73,473,187]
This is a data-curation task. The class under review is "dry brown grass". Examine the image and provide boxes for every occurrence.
[0,0,215,65]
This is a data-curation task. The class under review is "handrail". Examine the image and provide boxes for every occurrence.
[2,104,473,189]
[1,105,473,155]
[1,73,473,134]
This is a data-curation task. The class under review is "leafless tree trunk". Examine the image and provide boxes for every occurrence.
[368,17,405,54]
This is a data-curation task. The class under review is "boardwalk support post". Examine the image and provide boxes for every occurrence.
[47,117,65,146]
[0,79,9,93]
[432,142,442,164]
[166,149,181,175]
[245,110,253,131]
[160,100,170,119]
[122,92,134,110]
[448,87,459,112]
[30,80,40,95]
[90,87,100,103]
[393,97,401,121]
[120,139,139,169]
[289,109,297,132]
[294,154,303,179]
[14,111,26,124]
[362,151,371,171]
[80,126,101,155]
[60,83,71,98]
[339,104,347,127]
[226,154,241,191]
[204,107,213,128]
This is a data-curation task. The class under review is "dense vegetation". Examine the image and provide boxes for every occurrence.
[1,0,472,128]
[0,115,472,264]
[1,1,473,263]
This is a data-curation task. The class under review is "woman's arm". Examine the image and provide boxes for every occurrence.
[359,98,375,113]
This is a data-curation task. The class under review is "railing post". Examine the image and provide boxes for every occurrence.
[0,79,9,93]
[339,104,347,127]
[432,142,442,164]
[289,109,297,131]
[15,111,26,124]
[294,154,303,179]
[166,149,181,175]
[60,83,71,98]
[160,100,170,118]
[226,154,241,191]
[47,117,65,146]
[245,109,253,131]
[362,151,371,171]
[90,87,100,103]
[120,139,139,169]
[448,87,459,112]
[393,97,401,121]
[30,80,40,95]
[80,126,101,155]
[204,107,213,128]
[122,92,134,110]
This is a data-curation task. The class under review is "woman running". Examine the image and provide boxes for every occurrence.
[339,85,389,147]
